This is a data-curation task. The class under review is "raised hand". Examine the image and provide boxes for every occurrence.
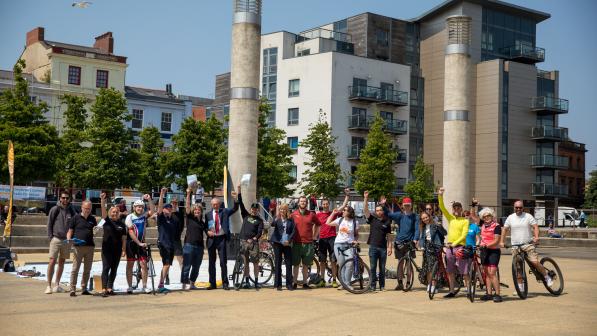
[186,188,192,195]
[143,194,151,201]
[438,187,445,195]
[363,190,369,199]
[160,187,168,195]
[344,188,350,195]
[379,195,387,205]
[100,192,107,200]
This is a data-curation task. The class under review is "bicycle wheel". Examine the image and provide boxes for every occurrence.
[249,253,274,285]
[512,255,528,299]
[147,257,156,295]
[540,257,564,295]
[232,256,245,290]
[338,258,371,294]
[428,261,440,300]
[403,259,414,292]
[467,262,477,302]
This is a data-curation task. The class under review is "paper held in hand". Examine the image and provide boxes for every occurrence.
[240,174,251,189]
[187,174,198,192]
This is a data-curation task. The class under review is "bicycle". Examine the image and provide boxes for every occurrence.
[132,244,156,295]
[396,241,422,292]
[337,243,371,294]
[467,246,509,303]
[428,245,463,300]
[510,242,564,299]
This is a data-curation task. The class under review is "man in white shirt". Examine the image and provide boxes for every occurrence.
[501,200,553,287]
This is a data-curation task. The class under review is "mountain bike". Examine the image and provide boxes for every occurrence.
[337,243,371,294]
[396,241,422,292]
[510,243,564,299]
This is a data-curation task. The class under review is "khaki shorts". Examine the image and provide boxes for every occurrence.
[240,240,260,263]
[49,237,70,260]
[512,243,539,262]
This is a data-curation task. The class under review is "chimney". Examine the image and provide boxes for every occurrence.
[166,84,173,97]
[26,27,45,47]
[93,32,114,54]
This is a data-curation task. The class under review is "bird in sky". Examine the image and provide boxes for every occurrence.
[72,1,92,8]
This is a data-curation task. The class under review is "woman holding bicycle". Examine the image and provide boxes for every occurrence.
[418,210,447,294]
[270,204,296,291]
[470,207,503,302]
[326,205,359,286]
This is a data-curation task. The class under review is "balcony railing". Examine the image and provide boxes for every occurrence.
[347,145,363,159]
[530,97,569,114]
[531,126,568,142]
[299,27,352,43]
[530,154,569,169]
[348,86,408,106]
[500,45,545,64]
[531,182,568,198]
[347,115,408,135]
[394,148,407,163]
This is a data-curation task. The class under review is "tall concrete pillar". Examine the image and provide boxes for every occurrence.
[228,0,261,233]
[442,15,472,209]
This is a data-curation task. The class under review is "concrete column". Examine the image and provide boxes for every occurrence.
[442,16,472,211]
[228,0,262,233]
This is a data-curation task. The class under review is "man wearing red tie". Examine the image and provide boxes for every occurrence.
[205,191,239,290]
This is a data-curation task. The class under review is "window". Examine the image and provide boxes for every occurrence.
[288,79,300,97]
[68,66,81,85]
[376,29,389,46]
[161,112,172,132]
[297,49,310,57]
[380,82,394,100]
[96,70,108,88]
[29,96,37,104]
[289,165,297,183]
[288,108,299,126]
[132,109,143,129]
[131,143,141,149]
[288,137,298,152]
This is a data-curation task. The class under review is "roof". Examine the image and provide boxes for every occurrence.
[178,95,214,106]
[125,86,186,105]
[0,69,42,84]
[41,40,127,63]
[412,0,550,23]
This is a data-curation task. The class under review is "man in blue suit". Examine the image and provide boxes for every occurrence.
[205,191,239,290]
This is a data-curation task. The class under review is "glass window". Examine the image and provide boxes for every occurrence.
[376,29,389,46]
[288,79,300,97]
[161,112,172,132]
[96,70,108,88]
[333,19,347,33]
[287,108,299,126]
[68,66,81,85]
[289,166,297,183]
[380,82,393,100]
[132,109,143,129]
[287,137,299,151]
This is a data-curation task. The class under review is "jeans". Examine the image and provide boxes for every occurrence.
[369,246,388,289]
[181,243,204,284]
[334,243,353,284]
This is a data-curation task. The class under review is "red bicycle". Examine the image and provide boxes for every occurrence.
[467,246,508,302]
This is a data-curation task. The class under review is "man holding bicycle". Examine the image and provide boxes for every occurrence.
[237,186,264,289]
[501,201,553,290]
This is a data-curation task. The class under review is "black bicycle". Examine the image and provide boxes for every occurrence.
[428,245,463,300]
[337,243,371,294]
[510,243,564,299]
[396,241,422,292]
[132,244,156,295]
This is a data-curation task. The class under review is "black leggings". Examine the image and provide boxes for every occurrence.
[101,245,122,290]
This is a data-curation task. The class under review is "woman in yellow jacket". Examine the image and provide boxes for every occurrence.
[438,187,470,298]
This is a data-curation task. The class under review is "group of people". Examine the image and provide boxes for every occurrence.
[43,185,554,301]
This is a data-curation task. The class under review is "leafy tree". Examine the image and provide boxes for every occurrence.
[299,110,342,198]
[353,113,396,199]
[404,155,435,206]
[257,99,294,198]
[584,169,597,208]
[80,87,137,189]
[136,126,165,194]
[163,116,227,194]
[56,94,89,187]
[0,59,60,184]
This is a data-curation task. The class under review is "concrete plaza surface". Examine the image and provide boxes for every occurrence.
[1,248,596,336]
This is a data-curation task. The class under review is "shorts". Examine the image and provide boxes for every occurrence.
[173,240,183,257]
[292,242,315,267]
[240,240,260,263]
[444,246,469,275]
[512,243,539,263]
[49,237,70,260]
[126,240,148,262]
[481,248,501,267]
[158,244,175,265]
[394,241,416,260]
[318,237,336,263]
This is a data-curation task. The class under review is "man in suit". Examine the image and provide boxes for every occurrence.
[205,191,239,290]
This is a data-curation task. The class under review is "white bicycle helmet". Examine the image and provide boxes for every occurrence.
[133,200,145,207]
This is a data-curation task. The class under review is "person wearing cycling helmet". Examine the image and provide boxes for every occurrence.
[470,206,503,302]
[438,187,470,298]
[125,194,155,294]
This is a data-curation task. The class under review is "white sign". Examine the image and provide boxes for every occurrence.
[0,185,46,201]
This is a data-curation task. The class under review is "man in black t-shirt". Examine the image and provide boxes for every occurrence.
[156,188,180,293]
[67,200,97,296]
[238,187,264,289]
[363,191,393,291]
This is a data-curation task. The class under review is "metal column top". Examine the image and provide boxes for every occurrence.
[233,0,262,25]
[230,87,259,100]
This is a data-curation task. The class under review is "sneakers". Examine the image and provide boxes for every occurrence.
[493,295,503,303]
[545,275,554,287]
[81,290,91,296]
[181,284,188,291]
[443,292,456,298]
[45,286,52,294]
[69,291,76,297]
[379,287,385,292]
[190,283,197,290]
[331,280,338,288]
[157,287,169,293]
[242,278,251,289]
[316,280,326,288]
[426,285,437,294]
[127,287,134,294]
[480,294,493,301]
[53,286,65,293]
[144,287,152,294]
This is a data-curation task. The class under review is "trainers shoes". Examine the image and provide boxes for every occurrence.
[127,287,133,294]
[53,286,65,293]
[443,292,456,298]
[302,284,311,290]
[69,291,76,297]
[45,286,52,294]
[316,280,326,288]
[331,280,338,288]
[190,283,197,290]
[480,294,492,301]
[545,275,554,287]
[493,294,503,303]
[81,290,91,295]
[144,287,152,294]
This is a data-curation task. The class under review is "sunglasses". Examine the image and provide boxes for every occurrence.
[514,207,523,209]
[426,208,433,210]
[60,197,70,200]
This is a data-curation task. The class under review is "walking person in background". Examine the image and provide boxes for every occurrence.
[99,192,127,297]
[363,191,392,291]
[270,204,296,291]
[181,188,207,290]
[45,191,76,294]
[125,194,155,294]
[67,200,97,297]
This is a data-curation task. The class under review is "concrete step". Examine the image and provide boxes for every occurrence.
[6,224,160,238]
[3,236,159,248]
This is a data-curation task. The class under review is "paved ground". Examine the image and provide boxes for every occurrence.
[1,247,596,336]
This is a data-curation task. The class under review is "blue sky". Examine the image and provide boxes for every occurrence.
[1,0,595,174]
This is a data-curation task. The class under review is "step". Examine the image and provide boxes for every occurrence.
[3,236,159,248]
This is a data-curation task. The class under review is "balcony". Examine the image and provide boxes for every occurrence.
[347,115,408,135]
[531,182,568,198]
[530,97,569,115]
[393,148,407,163]
[530,154,569,170]
[348,86,408,106]
[531,126,568,142]
[500,45,545,64]
[347,145,363,160]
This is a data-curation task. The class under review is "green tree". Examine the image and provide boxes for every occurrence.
[80,87,137,189]
[353,113,396,199]
[136,126,165,194]
[299,110,342,198]
[163,116,227,193]
[0,59,60,184]
[257,99,294,198]
[404,155,435,206]
[584,169,597,208]
[56,94,89,187]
